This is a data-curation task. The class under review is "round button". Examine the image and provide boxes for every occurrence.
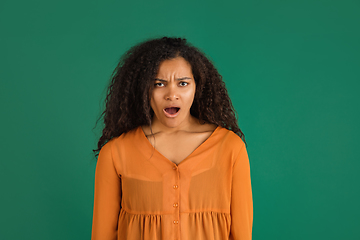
[173,220,179,224]
[173,203,178,208]
[173,166,177,170]
[173,185,178,189]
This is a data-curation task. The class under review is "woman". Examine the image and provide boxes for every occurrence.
[92,37,253,240]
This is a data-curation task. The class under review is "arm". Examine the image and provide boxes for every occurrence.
[229,144,253,240]
[91,141,122,240]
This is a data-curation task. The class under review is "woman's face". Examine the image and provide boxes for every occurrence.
[150,56,196,129]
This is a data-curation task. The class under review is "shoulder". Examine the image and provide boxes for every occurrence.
[217,126,246,150]
[97,127,141,174]
[197,122,218,132]
[99,127,140,154]
[216,127,249,167]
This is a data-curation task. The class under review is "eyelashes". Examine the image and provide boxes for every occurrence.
[154,82,164,87]
[154,82,189,87]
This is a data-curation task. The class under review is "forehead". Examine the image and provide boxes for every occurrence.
[156,57,193,77]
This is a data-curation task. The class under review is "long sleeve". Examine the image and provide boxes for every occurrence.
[229,143,253,240]
[91,141,122,240]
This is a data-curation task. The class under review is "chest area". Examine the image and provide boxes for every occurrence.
[148,131,213,165]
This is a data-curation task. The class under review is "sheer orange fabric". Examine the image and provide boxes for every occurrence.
[91,126,253,240]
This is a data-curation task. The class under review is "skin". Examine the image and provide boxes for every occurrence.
[142,57,217,165]
[150,56,197,131]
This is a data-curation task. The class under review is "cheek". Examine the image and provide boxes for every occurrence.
[150,93,161,110]
[185,87,196,104]
[150,98,156,110]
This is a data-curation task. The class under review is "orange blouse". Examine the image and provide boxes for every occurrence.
[91,126,253,240]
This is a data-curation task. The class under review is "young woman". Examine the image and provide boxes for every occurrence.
[91,37,253,240]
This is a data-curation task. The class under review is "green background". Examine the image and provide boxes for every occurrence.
[1,0,359,239]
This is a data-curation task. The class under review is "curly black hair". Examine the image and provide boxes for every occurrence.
[93,36,246,157]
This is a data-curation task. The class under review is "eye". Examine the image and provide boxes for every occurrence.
[179,82,188,86]
[154,82,164,87]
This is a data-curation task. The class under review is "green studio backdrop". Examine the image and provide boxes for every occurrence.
[0,0,359,239]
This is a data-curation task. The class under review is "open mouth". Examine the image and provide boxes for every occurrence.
[164,107,180,115]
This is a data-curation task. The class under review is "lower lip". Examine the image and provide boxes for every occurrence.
[163,108,180,118]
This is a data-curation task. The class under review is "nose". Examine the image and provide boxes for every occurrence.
[165,84,179,100]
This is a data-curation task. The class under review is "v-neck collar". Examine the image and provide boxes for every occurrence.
[136,125,221,168]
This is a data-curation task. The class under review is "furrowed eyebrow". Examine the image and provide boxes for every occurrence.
[155,77,192,81]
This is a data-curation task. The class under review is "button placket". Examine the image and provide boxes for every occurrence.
[172,164,180,235]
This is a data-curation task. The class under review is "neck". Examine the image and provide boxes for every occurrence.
[149,115,199,135]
